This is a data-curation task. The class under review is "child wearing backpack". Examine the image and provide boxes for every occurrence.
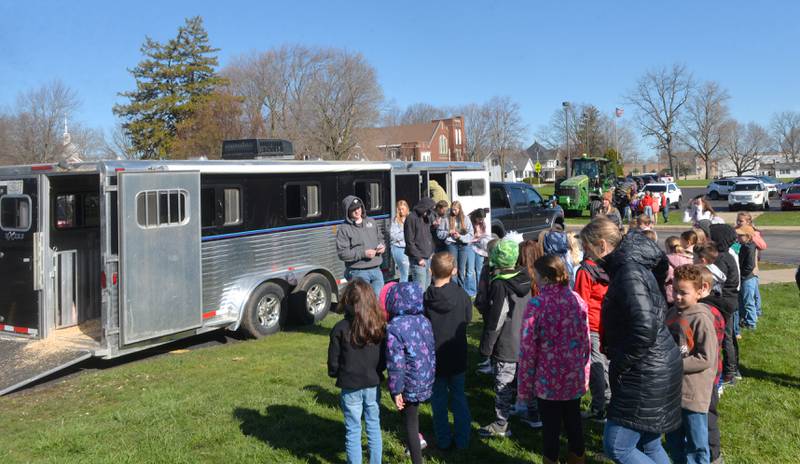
[327,279,388,464]
[698,267,726,463]
[476,239,532,438]
[385,282,436,464]
[518,255,590,464]
[665,265,719,464]
[424,252,473,450]
[574,245,610,423]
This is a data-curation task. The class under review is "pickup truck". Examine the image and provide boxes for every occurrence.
[490,182,563,238]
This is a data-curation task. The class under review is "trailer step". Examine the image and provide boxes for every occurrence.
[0,337,91,396]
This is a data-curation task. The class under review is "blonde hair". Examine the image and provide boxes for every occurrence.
[579,217,622,260]
[665,236,684,254]
[431,251,455,280]
[643,230,658,242]
[692,226,707,244]
[567,233,582,267]
[395,200,409,224]
[448,200,466,232]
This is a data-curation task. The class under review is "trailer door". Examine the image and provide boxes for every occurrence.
[0,176,43,337]
[118,171,201,345]
[450,170,491,227]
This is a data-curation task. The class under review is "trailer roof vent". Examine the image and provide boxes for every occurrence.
[221,139,294,160]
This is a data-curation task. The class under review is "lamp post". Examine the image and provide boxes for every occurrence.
[562,101,571,177]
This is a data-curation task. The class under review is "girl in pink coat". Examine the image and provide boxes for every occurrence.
[518,255,590,464]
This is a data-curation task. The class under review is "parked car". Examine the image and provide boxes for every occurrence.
[706,176,756,200]
[727,180,770,211]
[756,176,780,197]
[490,182,562,238]
[778,177,800,195]
[640,182,683,209]
[780,185,800,211]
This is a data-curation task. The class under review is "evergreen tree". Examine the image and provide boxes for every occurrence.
[113,16,225,159]
[604,148,624,176]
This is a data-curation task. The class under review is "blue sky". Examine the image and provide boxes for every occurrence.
[2,1,798,155]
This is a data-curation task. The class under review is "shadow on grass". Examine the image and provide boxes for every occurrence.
[233,405,343,464]
[739,366,800,389]
[303,384,341,409]
[285,321,334,337]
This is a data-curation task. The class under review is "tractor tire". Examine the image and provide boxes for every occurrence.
[241,282,286,338]
[290,272,332,325]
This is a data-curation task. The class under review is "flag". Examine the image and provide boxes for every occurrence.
[615,107,624,118]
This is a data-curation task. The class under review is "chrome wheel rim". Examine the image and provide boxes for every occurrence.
[306,284,328,315]
[256,294,280,328]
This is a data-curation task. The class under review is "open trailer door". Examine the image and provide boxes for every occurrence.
[0,338,90,395]
[118,171,202,345]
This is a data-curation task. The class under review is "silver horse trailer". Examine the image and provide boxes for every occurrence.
[0,158,489,395]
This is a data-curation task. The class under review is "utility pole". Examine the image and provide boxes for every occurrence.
[563,101,571,177]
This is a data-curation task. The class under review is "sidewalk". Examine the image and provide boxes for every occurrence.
[758,268,799,285]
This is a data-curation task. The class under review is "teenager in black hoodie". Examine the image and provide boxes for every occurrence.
[405,197,436,290]
[424,252,473,450]
[327,280,387,464]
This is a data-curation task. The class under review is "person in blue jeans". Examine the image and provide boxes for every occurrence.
[327,280,387,464]
[424,252,472,450]
[735,225,759,329]
[337,195,386,296]
[404,198,437,291]
[467,208,490,297]
[390,200,411,282]
[437,200,474,290]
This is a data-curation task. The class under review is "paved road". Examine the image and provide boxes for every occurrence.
[681,187,784,212]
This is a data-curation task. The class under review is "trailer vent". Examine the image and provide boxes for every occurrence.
[221,139,294,160]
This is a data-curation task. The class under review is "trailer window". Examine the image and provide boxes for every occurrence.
[354,180,382,211]
[136,190,188,228]
[285,183,320,219]
[457,179,486,196]
[54,193,99,229]
[0,195,32,232]
[223,188,241,225]
[201,188,215,227]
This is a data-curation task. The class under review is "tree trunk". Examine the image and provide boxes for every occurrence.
[705,157,711,180]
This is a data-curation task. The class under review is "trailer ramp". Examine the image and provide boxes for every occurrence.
[0,337,91,396]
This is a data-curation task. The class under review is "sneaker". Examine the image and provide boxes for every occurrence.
[734,371,743,381]
[477,358,490,368]
[478,421,511,438]
[520,412,543,428]
[720,376,737,387]
[476,364,492,375]
[718,384,724,397]
[735,334,742,340]
[404,433,428,456]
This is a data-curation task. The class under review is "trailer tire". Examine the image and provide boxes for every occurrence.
[241,282,286,338]
[290,273,332,324]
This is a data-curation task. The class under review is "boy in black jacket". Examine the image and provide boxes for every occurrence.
[476,239,532,438]
[708,224,741,386]
[424,252,473,450]
[736,225,759,330]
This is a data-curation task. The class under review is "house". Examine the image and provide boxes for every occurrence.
[764,161,800,178]
[353,116,465,161]
[525,142,564,183]
[482,153,517,182]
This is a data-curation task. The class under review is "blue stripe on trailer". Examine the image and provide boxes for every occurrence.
[202,214,391,242]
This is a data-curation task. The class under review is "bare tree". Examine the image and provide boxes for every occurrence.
[680,81,730,179]
[720,121,770,176]
[483,96,527,168]
[399,102,447,125]
[626,63,693,177]
[12,80,81,163]
[770,110,800,162]
[459,103,490,162]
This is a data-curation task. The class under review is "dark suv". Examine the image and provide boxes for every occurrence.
[490,182,562,238]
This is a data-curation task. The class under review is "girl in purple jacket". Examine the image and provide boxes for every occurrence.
[385,282,436,464]
[518,255,590,464]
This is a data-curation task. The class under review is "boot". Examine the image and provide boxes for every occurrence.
[566,452,586,464]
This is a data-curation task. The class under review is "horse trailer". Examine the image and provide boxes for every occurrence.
[0,158,489,395]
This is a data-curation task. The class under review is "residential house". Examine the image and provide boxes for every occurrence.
[482,153,518,182]
[353,116,465,161]
[525,142,564,183]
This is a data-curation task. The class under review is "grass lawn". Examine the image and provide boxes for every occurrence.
[758,261,796,271]
[531,184,554,198]
[755,211,800,227]
[2,284,799,463]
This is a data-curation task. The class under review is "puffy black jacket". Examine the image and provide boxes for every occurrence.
[478,268,532,363]
[404,198,436,263]
[600,231,683,434]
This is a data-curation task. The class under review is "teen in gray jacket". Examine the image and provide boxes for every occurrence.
[336,195,385,296]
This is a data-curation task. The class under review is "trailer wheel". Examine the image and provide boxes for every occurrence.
[241,282,286,338]
[291,273,332,324]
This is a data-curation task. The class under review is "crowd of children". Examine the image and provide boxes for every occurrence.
[328,199,768,463]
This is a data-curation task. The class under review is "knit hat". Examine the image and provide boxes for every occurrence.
[490,239,519,269]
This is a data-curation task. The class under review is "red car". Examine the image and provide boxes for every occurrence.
[780,185,800,210]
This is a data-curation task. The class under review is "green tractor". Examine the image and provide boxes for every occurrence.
[555,156,616,217]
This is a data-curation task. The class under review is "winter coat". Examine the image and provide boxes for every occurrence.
[471,221,491,257]
[598,206,622,228]
[424,281,472,377]
[327,305,386,390]
[665,303,718,413]
[477,268,532,363]
[599,230,683,434]
[385,283,436,402]
[336,195,384,270]
[404,198,436,263]
[704,224,740,316]
[574,259,609,333]
[665,252,695,304]
[518,284,591,402]
[738,241,757,281]
[437,210,474,246]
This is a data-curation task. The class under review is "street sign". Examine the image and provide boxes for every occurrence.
[534,161,542,174]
